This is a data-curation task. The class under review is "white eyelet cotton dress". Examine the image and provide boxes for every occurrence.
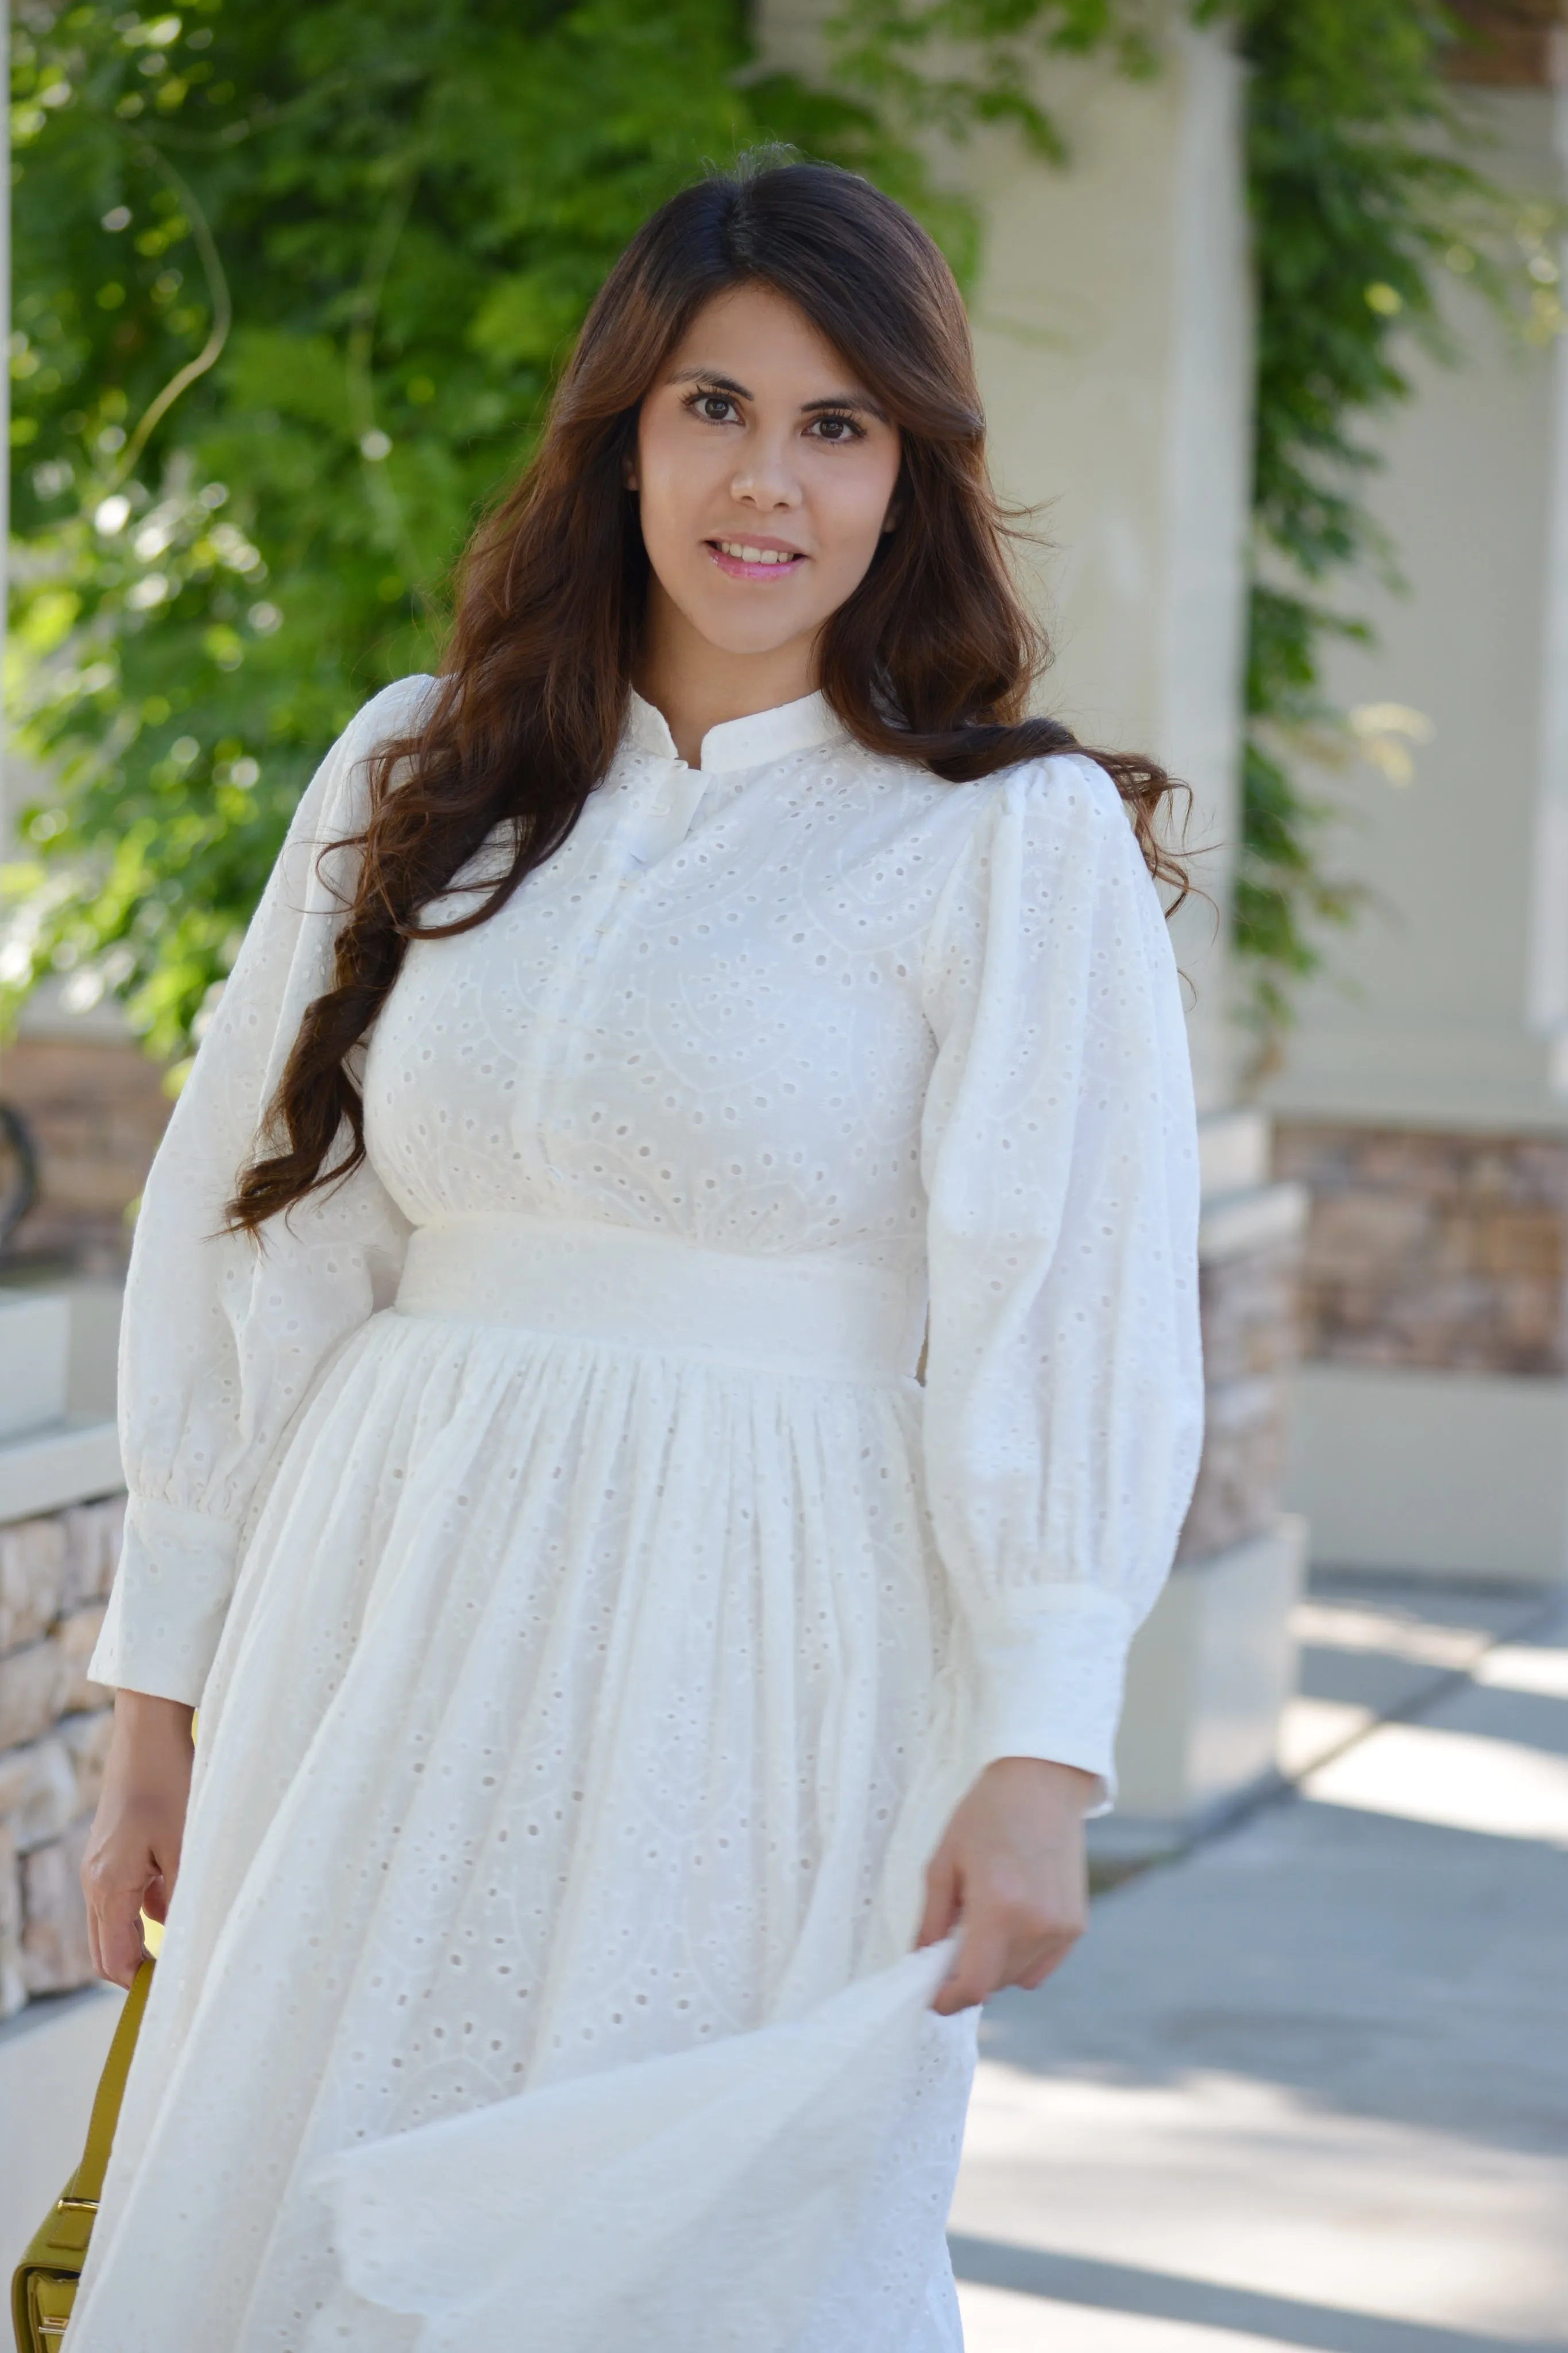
[71,674,1203,2353]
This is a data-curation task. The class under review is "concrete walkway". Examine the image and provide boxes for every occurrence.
[952,1578,1568,2352]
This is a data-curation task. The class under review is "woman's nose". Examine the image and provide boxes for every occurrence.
[730,441,803,509]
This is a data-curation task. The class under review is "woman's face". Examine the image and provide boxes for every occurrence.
[632,284,902,666]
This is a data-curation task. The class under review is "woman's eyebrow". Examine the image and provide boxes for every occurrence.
[802,391,890,423]
[669,368,752,398]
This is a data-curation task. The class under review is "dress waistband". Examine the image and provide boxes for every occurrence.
[393,1214,925,1387]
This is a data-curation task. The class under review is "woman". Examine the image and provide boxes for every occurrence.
[72,157,1203,2351]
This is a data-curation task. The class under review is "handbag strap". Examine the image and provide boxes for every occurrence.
[60,1959,155,2211]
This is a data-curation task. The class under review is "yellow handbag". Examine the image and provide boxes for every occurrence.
[10,1955,155,2351]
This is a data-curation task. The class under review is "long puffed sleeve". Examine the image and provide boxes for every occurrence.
[918,753,1204,1796]
[87,675,434,1705]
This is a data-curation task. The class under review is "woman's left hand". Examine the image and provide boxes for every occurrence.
[916,1755,1098,2015]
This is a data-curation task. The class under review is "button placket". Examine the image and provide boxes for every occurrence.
[623,753,710,870]
[509,780,630,1174]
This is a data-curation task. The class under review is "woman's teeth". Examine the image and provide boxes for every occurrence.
[715,542,797,565]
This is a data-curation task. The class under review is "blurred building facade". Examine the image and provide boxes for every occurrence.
[1268,14,1568,1582]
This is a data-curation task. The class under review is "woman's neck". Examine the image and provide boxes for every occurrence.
[635,581,819,766]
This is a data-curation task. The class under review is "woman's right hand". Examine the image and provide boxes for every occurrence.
[80,1689,195,1988]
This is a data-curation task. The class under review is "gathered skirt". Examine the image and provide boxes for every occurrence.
[67,1293,980,2352]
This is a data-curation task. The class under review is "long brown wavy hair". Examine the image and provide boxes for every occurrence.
[229,156,1189,1235]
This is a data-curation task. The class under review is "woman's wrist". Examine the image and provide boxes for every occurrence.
[981,1754,1100,1814]
[113,1688,196,1745]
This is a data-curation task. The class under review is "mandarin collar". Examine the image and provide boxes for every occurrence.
[625,687,850,774]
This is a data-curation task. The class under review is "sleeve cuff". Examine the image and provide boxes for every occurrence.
[85,1492,244,1707]
[965,1584,1136,1812]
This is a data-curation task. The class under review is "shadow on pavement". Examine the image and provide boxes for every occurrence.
[978,1595,1568,2163]
[948,2232,1564,2353]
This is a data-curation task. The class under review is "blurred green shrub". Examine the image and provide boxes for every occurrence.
[3,0,945,1068]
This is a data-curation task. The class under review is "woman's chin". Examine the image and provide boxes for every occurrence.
[681,604,827,662]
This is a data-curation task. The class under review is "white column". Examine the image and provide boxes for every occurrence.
[959,23,1253,1112]
[960,29,1311,1842]
[2,5,10,851]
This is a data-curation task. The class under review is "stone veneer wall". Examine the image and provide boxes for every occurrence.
[1272,1123,1568,1375]
[1444,0,1568,88]
[0,1497,122,2016]
[1,1035,172,1274]
[1178,1233,1303,1564]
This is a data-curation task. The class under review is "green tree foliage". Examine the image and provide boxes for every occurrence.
[5,0,1554,1072]
[3,0,945,1064]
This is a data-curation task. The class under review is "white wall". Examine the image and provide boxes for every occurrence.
[1263,87,1568,1135]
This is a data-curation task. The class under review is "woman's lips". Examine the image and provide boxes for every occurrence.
[705,539,807,581]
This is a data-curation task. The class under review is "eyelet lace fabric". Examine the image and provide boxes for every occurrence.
[72,675,1203,2352]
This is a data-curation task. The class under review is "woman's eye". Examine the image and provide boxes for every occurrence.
[694,393,738,424]
[806,414,862,443]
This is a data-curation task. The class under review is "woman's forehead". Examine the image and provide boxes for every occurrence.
[662,284,869,396]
